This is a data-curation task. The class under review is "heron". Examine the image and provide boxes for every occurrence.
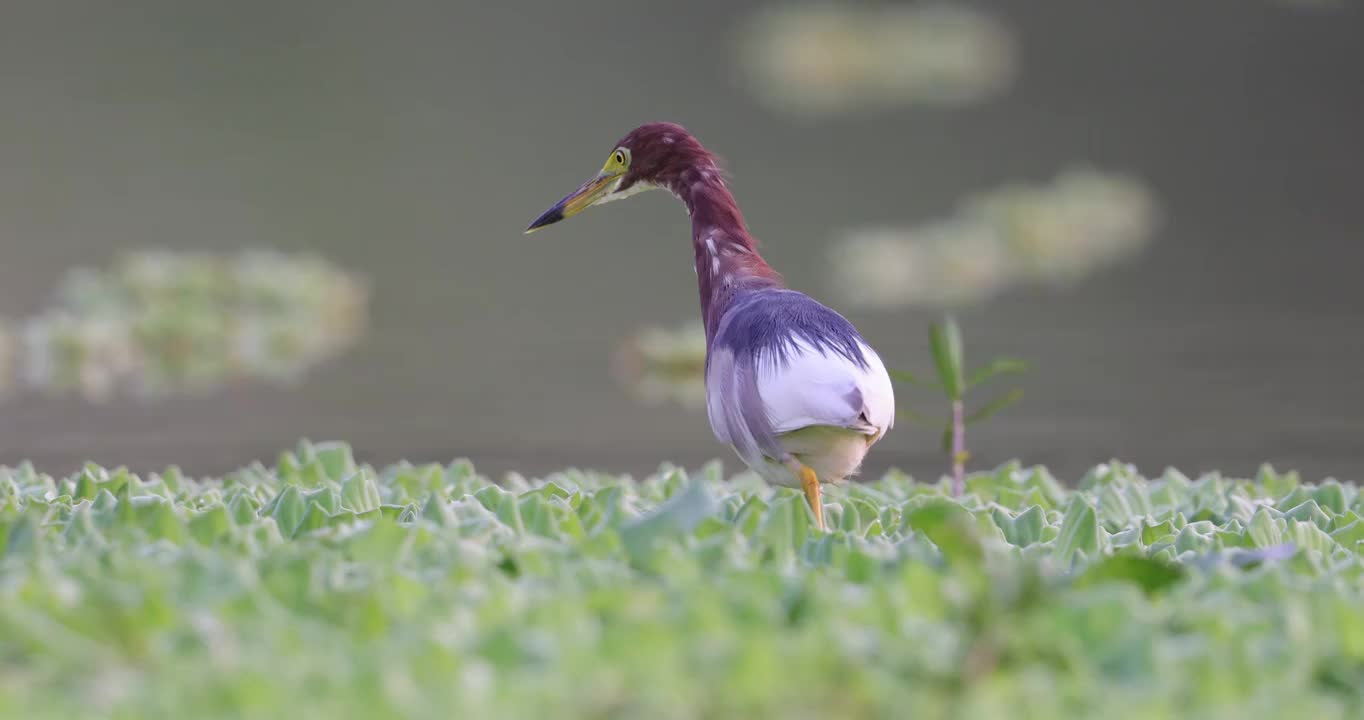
[526,122,894,531]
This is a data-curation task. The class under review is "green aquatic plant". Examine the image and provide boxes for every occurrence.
[612,320,707,409]
[0,441,1360,719]
[0,249,368,401]
[734,2,1017,117]
[831,167,1159,309]
[892,316,1026,495]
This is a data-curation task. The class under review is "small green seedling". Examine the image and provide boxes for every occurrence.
[891,316,1026,495]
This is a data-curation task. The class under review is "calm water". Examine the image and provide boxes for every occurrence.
[1,0,1361,482]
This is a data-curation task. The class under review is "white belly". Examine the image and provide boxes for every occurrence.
[745,424,880,487]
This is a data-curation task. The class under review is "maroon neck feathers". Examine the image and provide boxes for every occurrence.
[667,165,782,341]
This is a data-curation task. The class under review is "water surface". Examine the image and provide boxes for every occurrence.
[1,1,1361,481]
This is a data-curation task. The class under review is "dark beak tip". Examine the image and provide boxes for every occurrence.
[525,205,565,234]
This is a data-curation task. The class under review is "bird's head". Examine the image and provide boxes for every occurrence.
[525,122,715,233]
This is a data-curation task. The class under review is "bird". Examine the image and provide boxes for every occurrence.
[525,122,894,532]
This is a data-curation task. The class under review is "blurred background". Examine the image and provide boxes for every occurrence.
[0,0,1360,482]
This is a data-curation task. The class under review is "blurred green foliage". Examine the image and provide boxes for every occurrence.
[735,2,1016,117]
[0,250,368,401]
[831,168,1159,309]
[2,443,1362,718]
[612,320,708,410]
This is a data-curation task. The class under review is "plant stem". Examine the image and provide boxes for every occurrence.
[952,398,966,495]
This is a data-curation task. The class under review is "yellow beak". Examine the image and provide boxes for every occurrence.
[525,171,621,234]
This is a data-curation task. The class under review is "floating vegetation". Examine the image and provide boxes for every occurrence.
[734,2,1017,117]
[612,320,707,409]
[831,167,1160,309]
[0,250,368,401]
[1,440,1362,717]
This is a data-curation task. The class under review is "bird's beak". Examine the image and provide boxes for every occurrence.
[525,170,621,234]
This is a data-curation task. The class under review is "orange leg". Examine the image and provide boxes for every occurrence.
[791,461,825,532]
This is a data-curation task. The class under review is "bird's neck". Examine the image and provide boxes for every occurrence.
[676,172,782,342]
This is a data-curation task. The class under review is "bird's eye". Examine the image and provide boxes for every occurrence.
[613,150,626,166]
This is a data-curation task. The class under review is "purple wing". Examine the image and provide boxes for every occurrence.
[705,289,894,467]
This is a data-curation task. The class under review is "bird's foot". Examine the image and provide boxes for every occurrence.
[790,461,825,532]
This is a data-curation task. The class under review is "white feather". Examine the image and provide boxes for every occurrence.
[756,337,894,438]
[704,347,737,446]
[593,178,657,206]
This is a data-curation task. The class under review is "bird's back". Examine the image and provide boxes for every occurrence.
[704,288,894,473]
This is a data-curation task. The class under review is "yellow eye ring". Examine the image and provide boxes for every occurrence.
[613,150,627,166]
